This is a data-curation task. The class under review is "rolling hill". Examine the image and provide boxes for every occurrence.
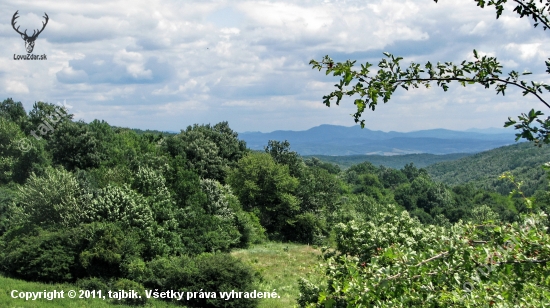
[239,124,518,155]
[425,142,550,196]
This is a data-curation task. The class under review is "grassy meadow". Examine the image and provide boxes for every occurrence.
[0,243,322,308]
[231,242,324,308]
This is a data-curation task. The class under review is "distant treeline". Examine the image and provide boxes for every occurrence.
[304,153,472,170]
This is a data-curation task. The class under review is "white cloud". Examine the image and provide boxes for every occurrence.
[505,43,544,61]
[0,0,548,133]
[4,80,30,94]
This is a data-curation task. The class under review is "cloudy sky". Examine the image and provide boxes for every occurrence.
[2,0,549,133]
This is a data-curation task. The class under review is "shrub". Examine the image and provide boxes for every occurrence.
[289,212,327,245]
[186,253,260,308]
[76,277,109,293]
[0,225,83,282]
[111,278,148,306]
[78,222,144,279]
[143,253,260,308]
[0,186,20,236]
[0,222,144,283]
[234,211,266,247]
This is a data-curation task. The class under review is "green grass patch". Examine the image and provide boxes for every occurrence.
[231,242,324,308]
[0,275,179,308]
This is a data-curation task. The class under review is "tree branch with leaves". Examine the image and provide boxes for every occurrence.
[310,0,550,146]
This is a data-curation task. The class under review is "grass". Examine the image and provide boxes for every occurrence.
[0,275,178,308]
[231,242,324,308]
[0,242,324,308]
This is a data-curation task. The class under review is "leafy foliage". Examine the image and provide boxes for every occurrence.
[142,253,260,308]
[299,204,550,307]
[265,140,304,177]
[48,120,107,171]
[0,98,29,132]
[0,222,143,283]
[228,152,300,241]
[16,167,90,228]
[165,122,247,182]
[3,93,550,308]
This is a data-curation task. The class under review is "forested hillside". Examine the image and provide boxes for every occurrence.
[425,142,550,196]
[304,152,472,170]
[1,98,550,307]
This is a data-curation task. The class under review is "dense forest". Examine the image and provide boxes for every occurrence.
[425,142,550,196]
[1,98,550,307]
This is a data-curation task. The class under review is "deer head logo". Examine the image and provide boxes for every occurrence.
[12,11,49,54]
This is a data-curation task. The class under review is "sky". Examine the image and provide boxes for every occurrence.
[2,0,549,133]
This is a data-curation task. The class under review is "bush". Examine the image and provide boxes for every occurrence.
[0,222,144,283]
[187,253,260,308]
[143,253,260,308]
[78,222,144,279]
[200,178,266,248]
[0,225,83,282]
[0,186,19,236]
[228,152,300,240]
[234,211,266,247]
[76,277,109,293]
[289,212,327,245]
[111,278,148,306]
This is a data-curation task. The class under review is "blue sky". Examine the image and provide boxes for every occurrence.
[2,0,549,133]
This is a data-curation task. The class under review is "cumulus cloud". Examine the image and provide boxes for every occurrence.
[1,0,548,132]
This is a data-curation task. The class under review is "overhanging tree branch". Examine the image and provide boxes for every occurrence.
[392,77,550,109]
[311,0,550,146]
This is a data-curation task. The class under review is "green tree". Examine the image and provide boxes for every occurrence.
[355,173,387,201]
[165,122,247,183]
[89,184,155,231]
[469,204,501,224]
[0,118,27,184]
[265,140,304,177]
[402,163,428,182]
[48,120,107,171]
[0,185,19,236]
[378,165,408,189]
[27,101,73,138]
[0,98,29,132]
[304,157,341,174]
[310,0,550,146]
[15,167,90,228]
[228,152,300,240]
[0,116,50,185]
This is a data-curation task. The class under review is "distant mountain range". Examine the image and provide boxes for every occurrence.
[238,125,520,155]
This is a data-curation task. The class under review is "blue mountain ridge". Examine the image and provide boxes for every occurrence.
[238,124,519,156]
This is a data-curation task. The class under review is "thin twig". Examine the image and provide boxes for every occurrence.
[393,77,550,109]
